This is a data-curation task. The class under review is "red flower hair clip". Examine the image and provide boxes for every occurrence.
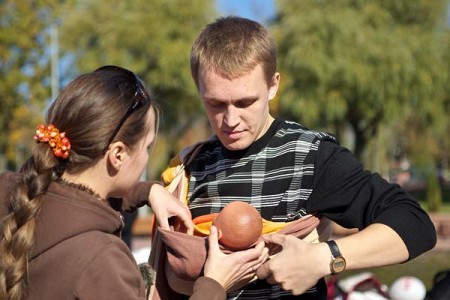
[33,124,71,159]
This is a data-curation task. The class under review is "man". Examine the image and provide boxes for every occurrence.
[166,16,436,299]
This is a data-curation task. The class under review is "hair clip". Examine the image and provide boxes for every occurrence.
[33,124,71,159]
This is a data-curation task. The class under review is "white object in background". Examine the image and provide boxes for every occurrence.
[338,272,376,292]
[389,276,426,300]
[132,247,151,265]
[347,290,388,300]
[337,272,389,300]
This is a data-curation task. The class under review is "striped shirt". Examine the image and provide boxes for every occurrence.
[185,119,335,299]
[182,118,435,299]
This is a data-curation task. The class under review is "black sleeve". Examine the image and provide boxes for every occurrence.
[306,141,436,260]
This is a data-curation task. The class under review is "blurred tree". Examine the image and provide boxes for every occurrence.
[427,170,442,211]
[57,0,216,178]
[58,0,215,141]
[273,0,449,165]
[0,0,71,170]
[377,2,450,212]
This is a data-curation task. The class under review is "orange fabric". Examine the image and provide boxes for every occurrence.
[192,213,308,237]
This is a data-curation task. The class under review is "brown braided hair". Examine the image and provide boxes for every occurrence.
[0,66,156,299]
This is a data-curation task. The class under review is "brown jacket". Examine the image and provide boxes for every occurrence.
[0,171,146,300]
[190,277,226,300]
[0,172,226,300]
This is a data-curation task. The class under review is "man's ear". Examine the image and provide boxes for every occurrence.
[268,72,280,100]
[107,141,129,171]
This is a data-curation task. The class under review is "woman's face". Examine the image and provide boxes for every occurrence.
[117,107,156,195]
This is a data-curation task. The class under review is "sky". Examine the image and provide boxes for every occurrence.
[216,0,276,24]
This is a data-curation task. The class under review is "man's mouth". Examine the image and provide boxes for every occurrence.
[223,130,244,139]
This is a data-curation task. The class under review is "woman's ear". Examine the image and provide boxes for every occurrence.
[107,141,129,171]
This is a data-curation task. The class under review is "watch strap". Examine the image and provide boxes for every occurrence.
[325,240,346,274]
[325,240,341,258]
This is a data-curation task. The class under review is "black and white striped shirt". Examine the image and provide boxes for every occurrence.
[183,118,435,299]
[186,119,335,299]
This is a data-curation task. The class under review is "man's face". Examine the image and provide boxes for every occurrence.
[197,65,280,150]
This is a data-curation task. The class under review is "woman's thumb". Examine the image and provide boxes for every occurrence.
[208,225,221,252]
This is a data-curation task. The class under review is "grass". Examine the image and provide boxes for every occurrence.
[331,249,450,291]
[422,202,450,213]
[410,186,450,213]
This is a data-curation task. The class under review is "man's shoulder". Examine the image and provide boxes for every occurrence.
[179,136,220,163]
[277,119,338,144]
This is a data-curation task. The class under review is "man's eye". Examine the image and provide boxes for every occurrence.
[235,99,256,108]
[208,100,223,108]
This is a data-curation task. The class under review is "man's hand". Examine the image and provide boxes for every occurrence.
[257,234,330,295]
[148,183,194,234]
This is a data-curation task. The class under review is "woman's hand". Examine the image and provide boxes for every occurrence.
[203,226,269,291]
[148,183,194,234]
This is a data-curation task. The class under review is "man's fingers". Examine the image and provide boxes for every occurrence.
[266,275,276,285]
[256,260,272,280]
[262,233,287,246]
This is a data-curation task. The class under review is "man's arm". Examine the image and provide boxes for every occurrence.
[307,141,436,260]
[257,141,436,295]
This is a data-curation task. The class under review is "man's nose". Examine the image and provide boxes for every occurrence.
[224,105,240,127]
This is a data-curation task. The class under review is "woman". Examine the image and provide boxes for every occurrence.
[0,66,266,300]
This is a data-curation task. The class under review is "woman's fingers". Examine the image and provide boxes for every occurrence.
[177,204,194,235]
[208,225,221,252]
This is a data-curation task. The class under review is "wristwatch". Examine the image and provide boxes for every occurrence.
[325,240,346,274]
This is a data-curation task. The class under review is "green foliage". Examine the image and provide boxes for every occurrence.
[273,0,449,163]
[427,171,442,212]
[377,0,448,29]
[0,0,69,170]
[0,0,217,171]
[58,0,216,136]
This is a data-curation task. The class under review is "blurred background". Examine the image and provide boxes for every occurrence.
[1,0,449,295]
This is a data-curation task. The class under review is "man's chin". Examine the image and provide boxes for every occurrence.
[219,137,250,151]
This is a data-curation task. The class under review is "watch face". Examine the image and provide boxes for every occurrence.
[332,257,346,273]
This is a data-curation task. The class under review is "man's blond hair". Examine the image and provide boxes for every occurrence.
[190,16,277,88]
